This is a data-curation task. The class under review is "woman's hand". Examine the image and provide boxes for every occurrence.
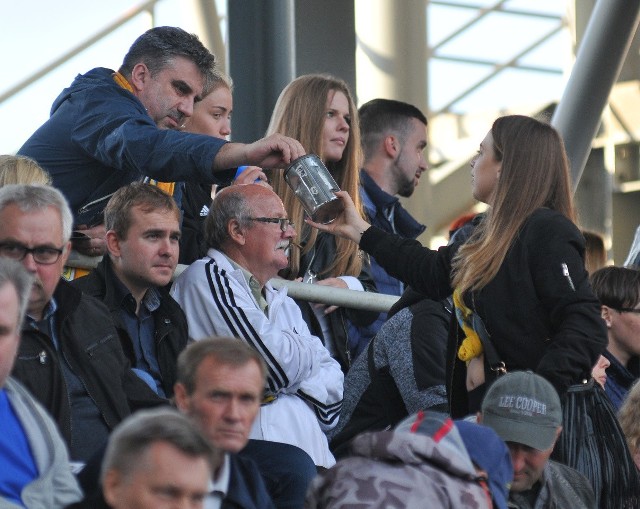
[305,191,371,244]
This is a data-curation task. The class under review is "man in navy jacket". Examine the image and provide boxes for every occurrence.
[19,26,303,256]
[348,99,428,357]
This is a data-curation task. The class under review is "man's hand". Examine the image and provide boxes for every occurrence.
[233,166,271,189]
[213,134,306,170]
[314,278,348,315]
[71,223,107,257]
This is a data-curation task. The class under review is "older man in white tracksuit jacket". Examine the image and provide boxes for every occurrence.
[171,184,343,468]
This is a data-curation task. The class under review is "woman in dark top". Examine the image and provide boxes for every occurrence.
[308,115,607,416]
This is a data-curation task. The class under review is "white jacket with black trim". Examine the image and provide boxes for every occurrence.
[171,249,344,467]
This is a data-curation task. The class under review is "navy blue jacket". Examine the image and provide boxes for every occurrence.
[72,257,189,398]
[224,454,275,509]
[603,350,639,411]
[347,170,425,358]
[19,67,233,225]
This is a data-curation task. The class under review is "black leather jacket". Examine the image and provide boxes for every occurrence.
[12,280,163,447]
[296,232,378,371]
[73,257,189,397]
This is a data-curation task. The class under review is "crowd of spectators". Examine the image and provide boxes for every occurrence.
[1,24,639,509]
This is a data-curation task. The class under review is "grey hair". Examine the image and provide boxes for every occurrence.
[204,186,253,249]
[100,407,216,484]
[0,258,34,330]
[177,337,267,394]
[0,184,73,243]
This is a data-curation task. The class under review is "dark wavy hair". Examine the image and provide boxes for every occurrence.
[119,26,215,88]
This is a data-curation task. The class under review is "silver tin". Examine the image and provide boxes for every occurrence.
[284,154,344,224]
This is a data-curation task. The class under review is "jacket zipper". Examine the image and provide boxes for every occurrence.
[561,263,576,291]
[77,192,116,217]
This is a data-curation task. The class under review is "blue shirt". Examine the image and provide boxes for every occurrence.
[0,389,38,507]
[113,279,165,397]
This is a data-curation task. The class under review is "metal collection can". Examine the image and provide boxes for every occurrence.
[284,154,344,224]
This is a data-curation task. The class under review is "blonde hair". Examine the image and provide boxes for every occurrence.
[203,70,233,96]
[268,74,364,278]
[452,115,576,295]
[0,155,52,186]
[618,380,640,461]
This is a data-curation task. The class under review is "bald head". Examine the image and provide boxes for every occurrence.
[204,184,296,285]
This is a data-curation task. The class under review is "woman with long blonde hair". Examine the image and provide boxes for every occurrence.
[310,115,607,416]
[268,74,376,370]
[179,71,267,264]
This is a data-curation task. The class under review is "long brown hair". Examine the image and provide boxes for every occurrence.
[268,74,364,278]
[452,115,576,295]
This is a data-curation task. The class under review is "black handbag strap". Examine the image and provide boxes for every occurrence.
[472,315,506,375]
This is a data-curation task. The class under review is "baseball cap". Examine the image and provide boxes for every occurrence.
[455,420,513,509]
[481,371,562,451]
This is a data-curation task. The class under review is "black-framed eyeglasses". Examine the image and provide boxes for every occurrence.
[0,242,65,265]
[247,217,295,232]
[615,307,640,315]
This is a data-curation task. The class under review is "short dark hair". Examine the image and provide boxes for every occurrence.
[104,182,179,239]
[101,407,215,483]
[176,337,267,394]
[119,26,216,89]
[590,266,640,310]
[358,99,427,160]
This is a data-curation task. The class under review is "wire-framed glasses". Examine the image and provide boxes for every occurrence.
[247,217,295,232]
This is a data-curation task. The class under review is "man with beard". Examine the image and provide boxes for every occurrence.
[348,98,428,356]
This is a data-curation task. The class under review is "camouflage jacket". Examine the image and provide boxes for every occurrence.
[305,430,490,508]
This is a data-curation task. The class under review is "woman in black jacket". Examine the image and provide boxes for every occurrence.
[308,115,607,417]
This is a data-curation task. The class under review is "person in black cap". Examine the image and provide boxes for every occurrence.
[479,371,596,509]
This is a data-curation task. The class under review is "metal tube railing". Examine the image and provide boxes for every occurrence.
[66,253,400,313]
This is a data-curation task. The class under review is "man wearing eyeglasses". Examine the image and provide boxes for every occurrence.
[171,183,344,469]
[0,184,163,466]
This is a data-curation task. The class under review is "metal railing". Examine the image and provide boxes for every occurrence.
[66,252,399,313]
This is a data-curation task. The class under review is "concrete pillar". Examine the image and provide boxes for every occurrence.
[227,0,295,142]
[354,0,428,112]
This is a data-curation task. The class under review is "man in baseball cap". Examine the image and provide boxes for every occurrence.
[479,371,596,508]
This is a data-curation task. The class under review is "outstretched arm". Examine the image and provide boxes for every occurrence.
[306,191,372,243]
[213,133,306,170]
